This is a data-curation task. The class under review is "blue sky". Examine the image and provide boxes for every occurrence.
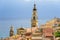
[0,0,60,38]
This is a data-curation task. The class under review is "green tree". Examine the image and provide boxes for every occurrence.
[58,24,60,26]
[54,31,60,37]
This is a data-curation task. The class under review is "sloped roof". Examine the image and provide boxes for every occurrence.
[43,28,53,37]
[25,32,32,36]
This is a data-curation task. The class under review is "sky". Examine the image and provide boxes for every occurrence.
[0,0,60,38]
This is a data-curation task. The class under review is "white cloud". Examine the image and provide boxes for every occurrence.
[23,0,60,4]
[24,0,31,2]
[21,0,60,2]
[39,0,60,2]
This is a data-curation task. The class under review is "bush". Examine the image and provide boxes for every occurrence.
[58,24,60,26]
[54,31,60,37]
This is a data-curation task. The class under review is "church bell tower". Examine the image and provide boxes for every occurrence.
[9,25,14,37]
[31,2,38,28]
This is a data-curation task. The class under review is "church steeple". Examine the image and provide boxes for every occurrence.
[31,1,38,28]
[33,3,36,10]
[33,0,36,10]
[9,25,14,37]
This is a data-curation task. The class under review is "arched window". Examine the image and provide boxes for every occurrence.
[27,38,29,40]
[33,16,36,20]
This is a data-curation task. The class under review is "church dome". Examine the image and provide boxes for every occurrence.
[18,28,24,30]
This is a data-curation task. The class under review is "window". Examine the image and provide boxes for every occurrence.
[27,38,29,40]
[33,16,36,20]
[53,24,58,27]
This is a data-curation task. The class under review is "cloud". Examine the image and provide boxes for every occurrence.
[39,0,60,2]
[23,0,60,4]
[24,0,31,2]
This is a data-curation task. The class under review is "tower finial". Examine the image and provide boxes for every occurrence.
[34,0,36,7]
[33,0,36,10]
